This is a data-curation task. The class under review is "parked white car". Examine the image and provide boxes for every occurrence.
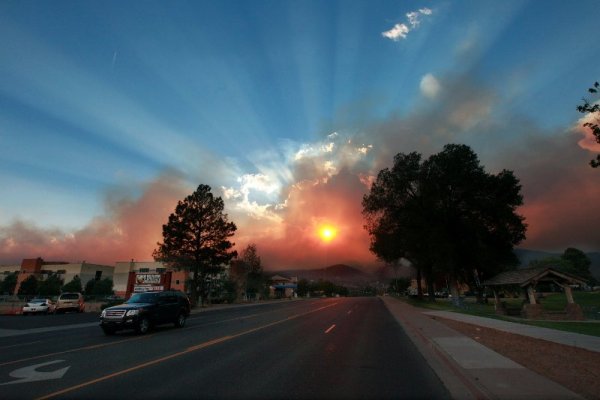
[22,298,55,315]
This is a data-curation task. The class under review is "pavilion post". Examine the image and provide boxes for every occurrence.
[527,285,537,304]
[493,288,500,310]
[564,284,575,304]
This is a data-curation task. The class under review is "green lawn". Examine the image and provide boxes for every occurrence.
[539,291,600,311]
[400,293,600,337]
[518,320,600,337]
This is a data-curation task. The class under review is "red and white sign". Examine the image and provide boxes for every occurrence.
[135,274,161,285]
[133,285,164,293]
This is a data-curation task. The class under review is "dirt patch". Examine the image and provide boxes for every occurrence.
[432,316,600,400]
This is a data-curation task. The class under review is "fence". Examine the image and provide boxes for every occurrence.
[0,294,124,315]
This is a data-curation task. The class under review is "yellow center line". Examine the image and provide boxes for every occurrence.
[36,302,339,400]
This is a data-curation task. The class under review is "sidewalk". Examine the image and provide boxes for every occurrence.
[381,296,582,400]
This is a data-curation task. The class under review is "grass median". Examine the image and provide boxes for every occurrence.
[398,291,600,337]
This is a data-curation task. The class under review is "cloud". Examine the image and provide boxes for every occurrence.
[0,170,191,264]
[2,71,599,270]
[382,8,433,41]
[420,73,441,99]
[221,173,283,223]
[235,168,375,270]
[226,133,378,270]
[407,8,432,27]
[575,111,600,153]
[382,24,410,41]
[328,73,600,254]
[496,131,600,252]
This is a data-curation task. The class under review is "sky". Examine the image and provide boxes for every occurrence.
[1,0,599,270]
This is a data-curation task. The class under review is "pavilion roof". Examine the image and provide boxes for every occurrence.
[483,267,587,287]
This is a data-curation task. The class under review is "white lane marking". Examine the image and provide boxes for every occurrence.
[0,360,70,385]
[325,324,336,334]
[0,340,42,350]
[0,323,98,338]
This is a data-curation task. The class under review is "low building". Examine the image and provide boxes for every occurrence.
[0,265,21,279]
[11,258,114,295]
[270,274,297,298]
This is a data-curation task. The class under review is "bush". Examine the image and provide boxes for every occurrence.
[61,276,82,293]
[18,275,38,296]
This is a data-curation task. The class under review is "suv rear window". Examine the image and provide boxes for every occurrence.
[127,293,160,303]
[60,293,80,300]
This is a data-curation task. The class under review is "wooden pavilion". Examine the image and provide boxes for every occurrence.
[483,267,587,320]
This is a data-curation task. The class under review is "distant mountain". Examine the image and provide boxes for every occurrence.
[274,264,374,287]
[268,249,600,285]
[513,248,557,267]
[514,248,600,280]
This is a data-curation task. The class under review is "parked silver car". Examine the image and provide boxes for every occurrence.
[55,292,85,313]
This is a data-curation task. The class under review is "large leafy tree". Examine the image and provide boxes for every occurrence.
[362,152,434,297]
[363,144,527,301]
[421,145,526,299]
[153,184,237,306]
[576,81,600,168]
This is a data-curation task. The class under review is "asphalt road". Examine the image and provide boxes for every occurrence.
[0,297,449,400]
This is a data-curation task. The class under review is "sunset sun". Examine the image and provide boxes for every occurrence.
[318,225,337,243]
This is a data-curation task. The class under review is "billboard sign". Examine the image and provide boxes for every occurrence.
[135,274,161,285]
[133,285,164,293]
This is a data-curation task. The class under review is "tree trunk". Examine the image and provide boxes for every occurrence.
[426,274,436,302]
[190,264,201,307]
[416,267,423,299]
[473,270,486,304]
[449,276,461,307]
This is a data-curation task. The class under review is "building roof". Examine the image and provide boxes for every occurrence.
[483,267,587,287]
[270,274,291,282]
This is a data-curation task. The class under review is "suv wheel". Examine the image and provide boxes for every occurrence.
[174,313,186,328]
[135,317,150,334]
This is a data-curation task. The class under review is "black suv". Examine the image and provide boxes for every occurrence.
[100,290,191,335]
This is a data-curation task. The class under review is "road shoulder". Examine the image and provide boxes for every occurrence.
[381,296,582,400]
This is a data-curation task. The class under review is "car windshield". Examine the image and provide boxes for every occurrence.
[60,293,79,300]
[30,299,46,303]
[127,293,160,304]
